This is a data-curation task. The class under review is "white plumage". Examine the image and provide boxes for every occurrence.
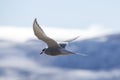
[33,18,85,56]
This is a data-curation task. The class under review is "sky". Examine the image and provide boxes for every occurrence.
[0,1,120,79]
[0,0,120,41]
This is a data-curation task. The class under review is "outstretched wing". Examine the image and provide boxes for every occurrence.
[59,36,79,48]
[33,19,60,47]
[63,36,79,42]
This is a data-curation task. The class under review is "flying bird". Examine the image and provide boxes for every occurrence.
[33,19,85,56]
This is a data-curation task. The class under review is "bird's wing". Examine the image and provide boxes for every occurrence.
[33,19,60,47]
[58,36,79,48]
[63,36,79,42]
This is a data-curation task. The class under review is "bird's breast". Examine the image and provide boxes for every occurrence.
[45,47,73,56]
[45,48,61,56]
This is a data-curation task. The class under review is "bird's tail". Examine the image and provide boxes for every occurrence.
[74,53,88,56]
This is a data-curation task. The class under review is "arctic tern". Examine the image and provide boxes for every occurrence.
[33,19,85,56]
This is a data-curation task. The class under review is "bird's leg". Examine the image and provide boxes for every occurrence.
[40,48,46,55]
[40,51,43,55]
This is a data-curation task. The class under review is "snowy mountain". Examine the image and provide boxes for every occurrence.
[0,33,120,80]
[51,33,120,70]
[21,33,120,70]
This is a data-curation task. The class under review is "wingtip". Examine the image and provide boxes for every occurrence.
[34,18,37,23]
[75,53,88,56]
[63,36,80,42]
[74,36,80,40]
[35,18,37,20]
[33,18,38,26]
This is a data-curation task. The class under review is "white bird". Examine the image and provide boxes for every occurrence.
[33,19,85,56]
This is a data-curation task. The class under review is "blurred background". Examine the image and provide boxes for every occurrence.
[0,0,120,80]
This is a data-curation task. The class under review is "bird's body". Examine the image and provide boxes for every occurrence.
[45,47,76,56]
[45,47,61,56]
[45,47,65,56]
[33,18,85,56]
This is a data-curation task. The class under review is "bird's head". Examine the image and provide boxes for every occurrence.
[40,48,47,55]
